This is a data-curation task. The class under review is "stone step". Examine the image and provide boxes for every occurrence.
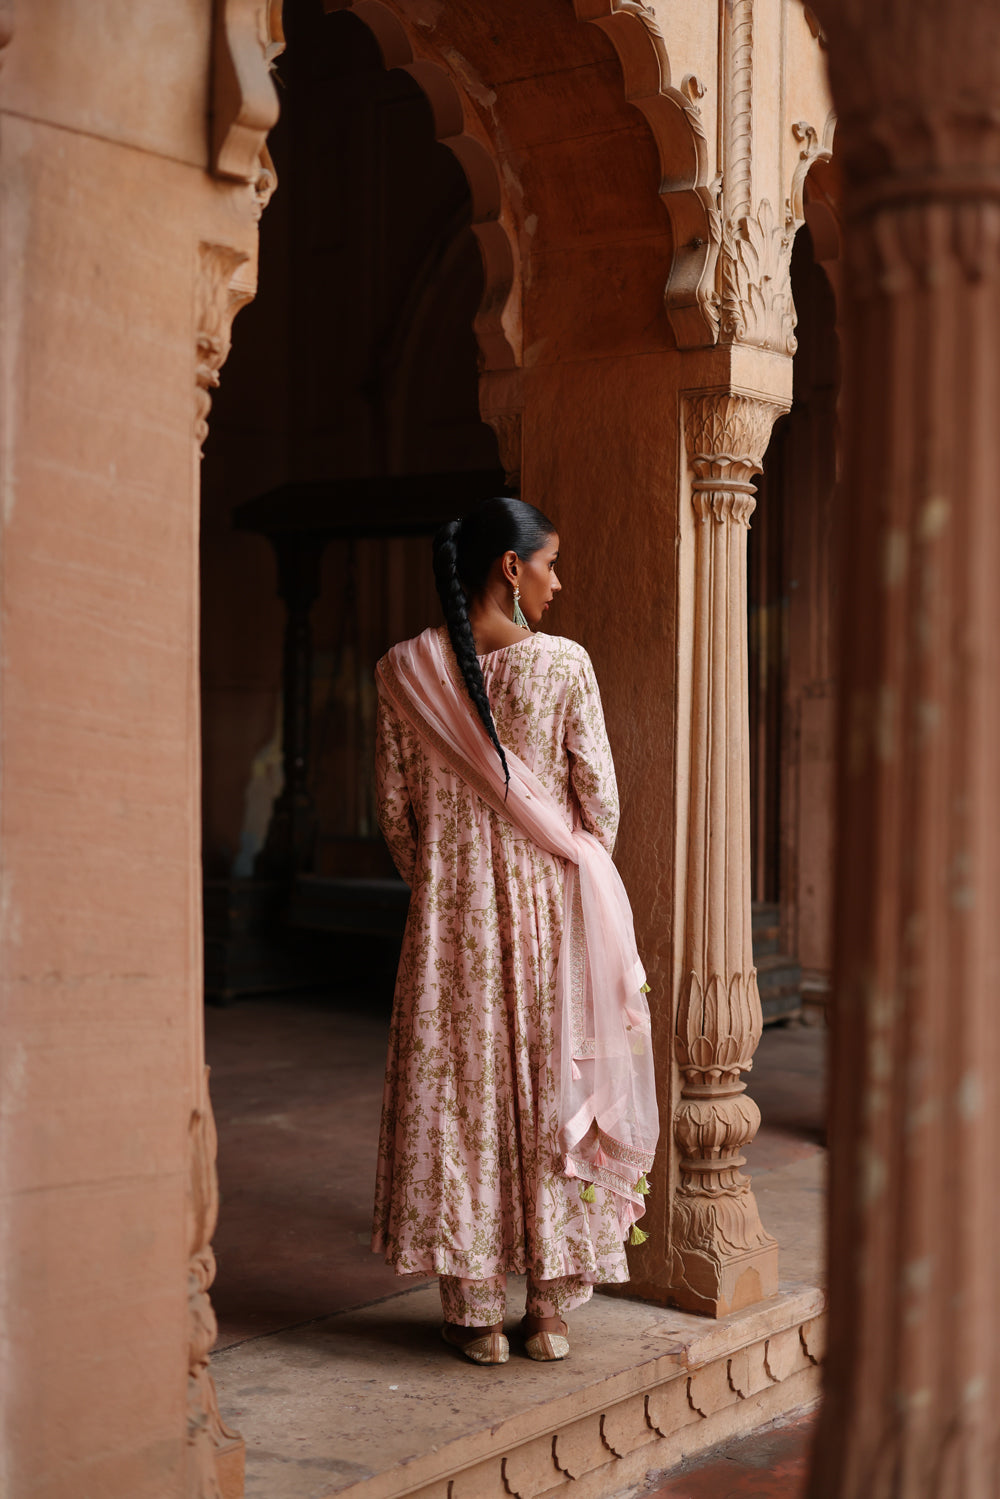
[751,901,780,933]
[213,1279,825,1499]
[751,902,780,958]
[757,951,803,1025]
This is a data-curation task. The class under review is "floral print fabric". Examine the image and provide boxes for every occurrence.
[373,630,630,1288]
[438,1273,594,1327]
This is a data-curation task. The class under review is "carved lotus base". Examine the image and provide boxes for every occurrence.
[668,1238,779,1318]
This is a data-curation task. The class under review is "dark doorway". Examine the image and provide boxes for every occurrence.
[200,2,504,1003]
[749,223,840,1023]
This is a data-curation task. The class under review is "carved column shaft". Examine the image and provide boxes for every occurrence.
[670,391,785,1316]
[255,533,325,880]
[808,4,1000,1493]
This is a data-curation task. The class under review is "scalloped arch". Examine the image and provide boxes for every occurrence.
[323,0,520,371]
[573,0,720,348]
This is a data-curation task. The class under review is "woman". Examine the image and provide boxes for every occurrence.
[373,496,657,1367]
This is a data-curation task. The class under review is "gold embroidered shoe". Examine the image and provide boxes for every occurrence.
[520,1317,570,1361]
[441,1323,510,1365]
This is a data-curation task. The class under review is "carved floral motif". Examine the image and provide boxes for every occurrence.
[188,1067,239,1497]
[686,392,785,525]
[195,242,253,453]
[675,969,761,1082]
[576,0,833,353]
[701,0,834,355]
[717,198,798,353]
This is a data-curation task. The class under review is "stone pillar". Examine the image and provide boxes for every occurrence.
[808,3,1000,1492]
[256,533,325,880]
[669,390,786,1316]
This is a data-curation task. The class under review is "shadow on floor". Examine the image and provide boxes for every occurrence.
[206,992,826,1352]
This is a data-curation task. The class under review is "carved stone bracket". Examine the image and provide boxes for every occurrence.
[671,390,787,1316]
[211,0,284,189]
[717,198,798,354]
[708,1,835,356]
[195,242,253,454]
[575,1,834,354]
[188,1067,243,1497]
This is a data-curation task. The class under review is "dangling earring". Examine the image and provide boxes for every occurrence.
[512,581,530,632]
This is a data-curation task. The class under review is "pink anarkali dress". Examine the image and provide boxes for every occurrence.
[373,627,653,1291]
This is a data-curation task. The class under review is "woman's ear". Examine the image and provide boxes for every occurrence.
[500,549,519,586]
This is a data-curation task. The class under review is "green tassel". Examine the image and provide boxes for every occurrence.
[579,1183,596,1203]
[629,1224,649,1246]
[640,981,651,993]
[636,1174,650,1196]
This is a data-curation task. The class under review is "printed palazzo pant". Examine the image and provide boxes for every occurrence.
[439,1274,593,1326]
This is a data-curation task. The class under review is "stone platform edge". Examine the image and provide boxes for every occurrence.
[334,1285,826,1499]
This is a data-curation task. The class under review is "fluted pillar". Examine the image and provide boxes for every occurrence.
[669,391,787,1316]
[808,3,1000,1493]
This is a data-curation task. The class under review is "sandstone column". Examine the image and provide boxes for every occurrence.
[669,389,785,1316]
[808,3,1000,1493]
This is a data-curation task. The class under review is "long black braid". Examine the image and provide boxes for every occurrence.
[432,496,556,793]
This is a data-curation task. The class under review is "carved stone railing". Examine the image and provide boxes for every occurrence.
[670,390,787,1316]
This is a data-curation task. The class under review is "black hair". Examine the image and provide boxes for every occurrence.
[432,495,556,791]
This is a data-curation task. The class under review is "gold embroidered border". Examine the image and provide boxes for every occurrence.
[566,1153,643,1205]
[598,1128,655,1174]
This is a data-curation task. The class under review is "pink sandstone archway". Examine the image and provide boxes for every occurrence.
[324,0,521,375]
[572,0,719,348]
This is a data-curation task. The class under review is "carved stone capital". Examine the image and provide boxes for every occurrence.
[847,196,1000,303]
[685,392,785,525]
[195,242,253,453]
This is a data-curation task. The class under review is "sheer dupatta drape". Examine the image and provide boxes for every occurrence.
[377,627,658,1236]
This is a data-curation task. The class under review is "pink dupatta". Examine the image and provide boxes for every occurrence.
[377,627,658,1236]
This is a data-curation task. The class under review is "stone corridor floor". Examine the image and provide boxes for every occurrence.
[205,985,826,1496]
[643,1408,815,1497]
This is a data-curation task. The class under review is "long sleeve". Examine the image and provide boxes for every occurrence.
[565,649,620,854]
[375,688,418,885]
